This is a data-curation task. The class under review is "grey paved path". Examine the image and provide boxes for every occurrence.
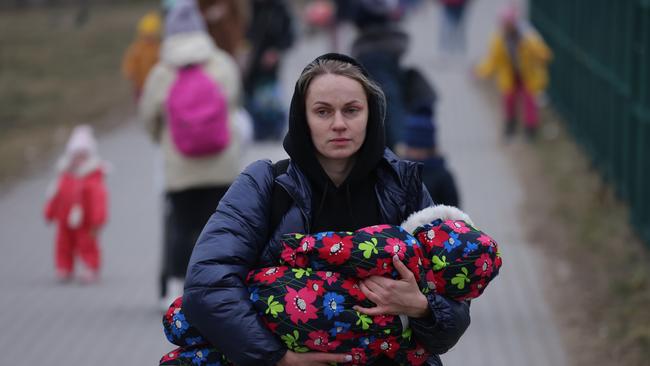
[0,1,568,365]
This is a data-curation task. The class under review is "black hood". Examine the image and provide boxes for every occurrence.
[282,53,386,192]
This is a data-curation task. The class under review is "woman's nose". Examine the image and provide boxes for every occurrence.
[331,111,347,130]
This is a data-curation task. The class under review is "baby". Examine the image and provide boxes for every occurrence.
[160,205,502,365]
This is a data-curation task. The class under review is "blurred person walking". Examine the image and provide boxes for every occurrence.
[437,0,470,58]
[399,68,460,207]
[244,0,294,141]
[121,11,162,101]
[197,0,249,65]
[44,125,109,284]
[138,0,242,310]
[351,0,408,150]
[475,3,552,141]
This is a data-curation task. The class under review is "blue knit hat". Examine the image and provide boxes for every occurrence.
[403,113,436,149]
[164,0,206,38]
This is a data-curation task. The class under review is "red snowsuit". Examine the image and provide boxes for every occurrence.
[44,166,108,276]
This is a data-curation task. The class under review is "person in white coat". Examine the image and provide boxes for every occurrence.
[138,0,242,310]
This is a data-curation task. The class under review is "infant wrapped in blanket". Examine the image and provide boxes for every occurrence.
[160,205,502,365]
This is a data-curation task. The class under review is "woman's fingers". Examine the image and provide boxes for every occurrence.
[392,255,415,281]
[354,282,390,316]
[303,352,352,365]
[362,276,389,296]
[279,350,352,365]
[358,280,382,304]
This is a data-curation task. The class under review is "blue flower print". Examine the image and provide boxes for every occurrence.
[171,312,190,338]
[315,231,334,240]
[329,321,351,337]
[359,336,375,349]
[463,241,479,256]
[444,232,461,253]
[186,336,203,346]
[249,286,259,302]
[180,347,209,365]
[406,235,418,247]
[323,292,345,320]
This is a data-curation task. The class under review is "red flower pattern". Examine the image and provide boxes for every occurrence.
[369,336,400,358]
[425,269,447,294]
[474,253,494,278]
[359,224,392,235]
[317,271,340,285]
[406,345,429,365]
[298,235,316,253]
[477,234,493,246]
[417,227,449,251]
[252,266,287,284]
[349,348,367,365]
[284,286,318,324]
[373,314,395,326]
[318,234,353,265]
[384,238,407,259]
[445,219,471,234]
[305,330,341,351]
[280,244,308,267]
[305,279,326,296]
[341,278,366,301]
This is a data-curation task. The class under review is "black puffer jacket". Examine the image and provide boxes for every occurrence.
[183,53,470,366]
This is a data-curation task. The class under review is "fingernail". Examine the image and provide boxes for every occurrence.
[393,255,399,261]
[344,355,353,362]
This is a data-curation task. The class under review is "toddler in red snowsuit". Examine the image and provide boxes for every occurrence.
[44,125,108,283]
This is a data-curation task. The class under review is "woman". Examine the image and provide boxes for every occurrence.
[138,0,241,310]
[182,53,470,366]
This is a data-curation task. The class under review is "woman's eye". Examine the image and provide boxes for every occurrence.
[345,108,359,115]
[316,109,329,117]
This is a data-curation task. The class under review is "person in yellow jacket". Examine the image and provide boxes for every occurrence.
[476,4,552,140]
[122,11,162,101]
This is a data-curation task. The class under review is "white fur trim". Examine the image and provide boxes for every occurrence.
[400,205,474,234]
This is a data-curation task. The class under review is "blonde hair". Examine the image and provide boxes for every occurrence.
[297,58,386,109]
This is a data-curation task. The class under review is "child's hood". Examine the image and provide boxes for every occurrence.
[400,205,474,234]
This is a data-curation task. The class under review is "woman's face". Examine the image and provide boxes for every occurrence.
[305,73,369,164]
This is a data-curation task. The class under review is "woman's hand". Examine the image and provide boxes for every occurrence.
[277,350,352,366]
[353,255,430,318]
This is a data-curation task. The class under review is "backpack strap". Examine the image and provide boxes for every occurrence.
[269,159,292,235]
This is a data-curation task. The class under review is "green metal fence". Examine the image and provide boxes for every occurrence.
[530,0,650,246]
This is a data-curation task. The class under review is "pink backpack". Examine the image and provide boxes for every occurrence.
[166,65,230,157]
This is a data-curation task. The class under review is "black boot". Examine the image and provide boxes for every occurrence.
[504,119,517,142]
[525,125,538,142]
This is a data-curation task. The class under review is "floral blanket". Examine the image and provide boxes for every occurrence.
[160,217,502,365]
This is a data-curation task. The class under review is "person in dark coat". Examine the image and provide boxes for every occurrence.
[244,0,293,95]
[400,67,460,207]
[401,110,460,208]
[182,53,470,366]
[243,0,294,140]
[351,0,408,150]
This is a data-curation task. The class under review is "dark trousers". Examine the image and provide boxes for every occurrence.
[159,185,229,298]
